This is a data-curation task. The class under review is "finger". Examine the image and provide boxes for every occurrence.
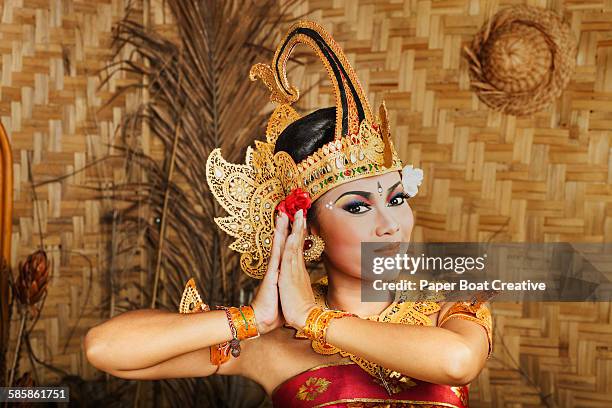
[273,213,288,256]
[265,217,283,277]
[294,216,305,277]
[291,209,301,235]
[282,227,297,264]
[281,209,303,278]
[280,229,298,278]
[265,213,289,283]
[298,210,307,264]
[290,209,304,265]
[291,241,299,276]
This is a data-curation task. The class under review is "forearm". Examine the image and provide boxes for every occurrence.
[84,309,232,371]
[325,317,473,385]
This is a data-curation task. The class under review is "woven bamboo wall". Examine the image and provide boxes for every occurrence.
[1,0,143,385]
[281,1,612,407]
[2,0,611,407]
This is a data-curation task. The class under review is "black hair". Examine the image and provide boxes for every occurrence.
[273,107,336,162]
[274,107,336,226]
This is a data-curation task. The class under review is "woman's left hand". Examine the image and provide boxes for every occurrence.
[277,209,318,330]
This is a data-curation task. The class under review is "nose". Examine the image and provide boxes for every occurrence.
[375,207,400,237]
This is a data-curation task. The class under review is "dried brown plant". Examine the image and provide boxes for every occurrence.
[98,1,305,406]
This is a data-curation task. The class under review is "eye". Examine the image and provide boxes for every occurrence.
[342,200,372,214]
[388,192,410,207]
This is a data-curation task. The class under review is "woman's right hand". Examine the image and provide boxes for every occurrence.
[251,212,290,335]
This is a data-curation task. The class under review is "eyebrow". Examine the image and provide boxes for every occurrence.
[387,181,402,194]
[333,181,403,204]
[334,190,371,204]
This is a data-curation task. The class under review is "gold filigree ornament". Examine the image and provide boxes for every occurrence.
[179,278,210,314]
[206,20,403,279]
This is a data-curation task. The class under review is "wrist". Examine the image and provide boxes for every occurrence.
[296,303,320,331]
[250,302,272,335]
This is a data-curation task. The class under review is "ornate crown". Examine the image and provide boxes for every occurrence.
[206,20,403,279]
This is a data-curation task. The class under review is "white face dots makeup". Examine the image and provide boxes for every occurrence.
[325,201,333,210]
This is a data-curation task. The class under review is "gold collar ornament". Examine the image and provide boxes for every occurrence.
[205,20,404,279]
[291,276,445,395]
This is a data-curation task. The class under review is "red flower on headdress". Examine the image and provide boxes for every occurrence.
[276,188,312,222]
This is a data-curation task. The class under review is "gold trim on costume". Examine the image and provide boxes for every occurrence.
[179,278,210,313]
[312,397,462,408]
[438,300,493,359]
[296,376,332,401]
[450,386,469,407]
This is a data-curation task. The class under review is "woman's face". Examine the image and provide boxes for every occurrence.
[309,171,414,279]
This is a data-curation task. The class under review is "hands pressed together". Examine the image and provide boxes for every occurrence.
[251,209,318,335]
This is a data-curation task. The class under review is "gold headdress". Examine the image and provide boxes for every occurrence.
[206,20,403,279]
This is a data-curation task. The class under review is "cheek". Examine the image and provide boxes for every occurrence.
[400,204,415,240]
[317,212,367,273]
[320,214,366,250]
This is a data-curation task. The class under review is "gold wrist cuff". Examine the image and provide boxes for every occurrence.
[303,306,357,345]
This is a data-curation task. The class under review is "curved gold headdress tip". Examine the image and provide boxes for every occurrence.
[249,63,299,105]
[249,19,375,141]
[378,101,393,168]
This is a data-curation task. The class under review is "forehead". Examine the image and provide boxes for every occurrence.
[318,171,402,199]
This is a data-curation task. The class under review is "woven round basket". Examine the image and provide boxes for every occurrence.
[465,5,577,116]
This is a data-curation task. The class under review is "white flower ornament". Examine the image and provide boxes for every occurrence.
[401,165,424,197]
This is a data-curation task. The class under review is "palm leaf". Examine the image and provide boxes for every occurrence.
[98,1,305,406]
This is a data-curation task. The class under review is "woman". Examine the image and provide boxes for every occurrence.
[85,20,492,407]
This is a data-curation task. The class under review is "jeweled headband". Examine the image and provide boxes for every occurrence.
[205,20,404,279]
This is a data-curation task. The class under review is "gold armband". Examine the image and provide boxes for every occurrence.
[439,300,493,359]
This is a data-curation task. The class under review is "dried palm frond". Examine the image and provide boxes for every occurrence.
[99,1,305,407]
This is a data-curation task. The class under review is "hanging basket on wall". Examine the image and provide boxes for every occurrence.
[465,5,577,116]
